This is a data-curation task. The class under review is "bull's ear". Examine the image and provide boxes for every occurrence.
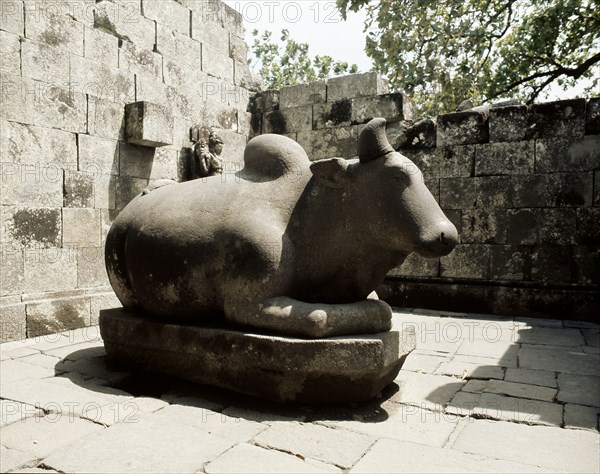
[310,158,350,189]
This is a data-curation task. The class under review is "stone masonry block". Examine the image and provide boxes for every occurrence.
[0,0,24,35]
[586,97,600,134]
[229,33,248,62]
[0,246,24,297]
[142,0,190,35]
[572,246,600,284]
[156,24,202,64]
[506,172,593,207]
[475,141,534,175]
[595,170,600,206]
[0,119,77,167]
[507,208,540,245]
[24,1,84,56]
[475,175,513,208]
[149,148,180,180]
[263,106,312,134]
[402,146,473,180]
[1,207,61,249]
[437,109,489,146]
[64,171,94,208]
[439,177,476,209]
[1,165,63,208]
[77,246,108,288]
[26,297,91,338]
[327,72,388,102]
[0,31,20,77]
[489,105,530,142]
[62,208,101,246]
[280,82,326,109]
[531,246,571,283]
[78,134,119,177]
[297,126,358,161]
[461,209,508,244]
[125,101,174,147]
[536,135,600,173]
[0,304,26,343]
[233,61,260,92]
[529,99,586,139]
[192,11,230,55]
[94,0,156,50]
[388,253,439,278]
[539,209,577,245]
[352,93,417,124]
[119,142,154,178]
[396,118,437,149]
[21,38,70,83]
[23,248,78,293]
[440,244,490,279]
[183,0,244,38]
[87,97,125,140]
[490,245,528,281]
[250,90,279,114]
[70,54,134,104]
[84,27,118,69]
[116,175,148,210]
[2,76,87,133]
[93,173,116,210]
[202,44,234,82]
[576,208,600,246]
[119,40,163,81]
[313,99,352,129]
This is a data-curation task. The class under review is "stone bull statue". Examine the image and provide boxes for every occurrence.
[105,118,458,338]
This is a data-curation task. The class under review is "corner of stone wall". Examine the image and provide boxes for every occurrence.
[0,0,260,341]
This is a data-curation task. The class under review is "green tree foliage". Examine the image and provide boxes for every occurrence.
[250,29,359,89]
[338,0,600,115]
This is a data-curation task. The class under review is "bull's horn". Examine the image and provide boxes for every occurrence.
[359,117,394,163]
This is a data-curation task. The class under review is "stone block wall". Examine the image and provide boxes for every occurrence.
[1,0,256,342]
[252,77,599,321]
[250,73,418,159]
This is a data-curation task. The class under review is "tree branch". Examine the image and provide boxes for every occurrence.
[488,51,600,101]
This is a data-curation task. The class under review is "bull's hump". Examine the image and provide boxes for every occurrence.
[242,134,310,181]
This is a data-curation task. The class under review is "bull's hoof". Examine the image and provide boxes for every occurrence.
[99,308,416,403]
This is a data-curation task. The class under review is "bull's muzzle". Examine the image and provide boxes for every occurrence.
[416,219,458,258]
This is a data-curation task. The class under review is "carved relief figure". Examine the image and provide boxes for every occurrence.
[192,131,224,178]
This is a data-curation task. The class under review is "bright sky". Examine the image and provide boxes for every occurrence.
[224,1,599,102]
[223,0,373,73]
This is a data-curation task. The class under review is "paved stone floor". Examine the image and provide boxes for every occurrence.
[1,308,599,473]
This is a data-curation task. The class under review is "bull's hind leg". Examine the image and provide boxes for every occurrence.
[226,296,392,338]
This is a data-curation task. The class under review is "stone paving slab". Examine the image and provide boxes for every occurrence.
[1,309,599,473]
[350,437,554,473]
[519,346,600,376]
[504,367,557,387]
[253,421,375,468]
[1,415,102,459]
[557,373,600,407]
[564,404,600,431]
[320,402,462,448]
[204,443,340,473]
[452,419,600,473]
[41,412,236,473]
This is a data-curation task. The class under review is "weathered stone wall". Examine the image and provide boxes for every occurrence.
[251,76,599,321]
[1,0,256,341]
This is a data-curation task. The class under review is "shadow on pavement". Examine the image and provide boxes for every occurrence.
[54,347,399,424]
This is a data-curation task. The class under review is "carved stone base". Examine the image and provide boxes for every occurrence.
[99,308,416,403]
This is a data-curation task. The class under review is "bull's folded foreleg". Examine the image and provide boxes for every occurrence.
[226,296,392,338]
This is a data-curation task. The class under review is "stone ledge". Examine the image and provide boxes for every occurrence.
[99,308,415,403]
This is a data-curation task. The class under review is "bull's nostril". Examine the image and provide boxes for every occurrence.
[440,232,445,243]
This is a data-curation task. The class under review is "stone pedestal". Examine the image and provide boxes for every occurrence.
[99,308,416,403]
